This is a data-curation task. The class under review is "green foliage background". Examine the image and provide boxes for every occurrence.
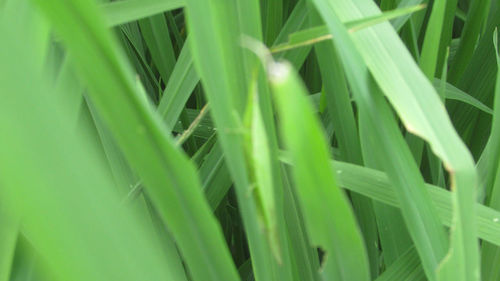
[0,0,499,280]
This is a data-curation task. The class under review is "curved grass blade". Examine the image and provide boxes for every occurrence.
[435,79,493,115]
[307,1,479,280]
[307,2,449,280]
[0,8,183,281]
[28,1,241,281]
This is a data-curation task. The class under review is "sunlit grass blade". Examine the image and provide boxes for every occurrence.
[0,7,181,281]
[28,1,241,281]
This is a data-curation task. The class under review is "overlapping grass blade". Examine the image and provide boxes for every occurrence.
[419,0,448,79]
[272,4,425,53]
[359,109,413,267]
[479,29,500,281]
[309,8,379,277]
[273,0,312,68]
[448,0,493,83]
[261,0,283,45]
[306,2,449,280]
[28,1,240,281]
[307,1,479,280]
[138,13,177,84]
[0,6,182,280]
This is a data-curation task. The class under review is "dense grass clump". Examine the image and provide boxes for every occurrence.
[1,0,500,280]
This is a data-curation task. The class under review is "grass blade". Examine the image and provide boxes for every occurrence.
[102,0,183,27]
[29,1,241,280]
[479,28,500,281]
[270,59,370,281]
[307,1,479,280]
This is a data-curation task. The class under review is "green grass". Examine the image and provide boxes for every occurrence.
[0,0,499,280]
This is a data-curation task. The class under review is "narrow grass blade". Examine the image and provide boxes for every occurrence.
[29,1,241,280]
[138,14,177,84]
[198,141,233,210]
[281,165,321,281]
[480,28,500,281]
[0,203,17,281]
[238,2,297,279]
[308,2,451,280]
[261,0,283,45]
[273,0,312,68]
[419,0,448,79]
[448,6,500,157]
[435,79,493,115]
[359,111,413,267]
[157,39,199,130]
[448,0,493,83]
[0,9,182,281]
